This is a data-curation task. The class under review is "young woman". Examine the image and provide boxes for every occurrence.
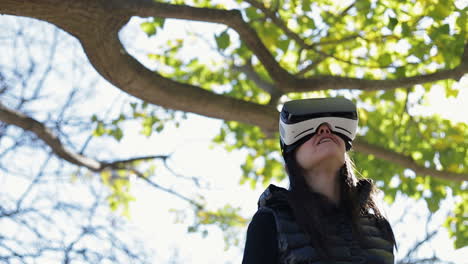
[242,98,397,264]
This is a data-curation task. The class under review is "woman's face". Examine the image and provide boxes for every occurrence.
[294,123,346,171]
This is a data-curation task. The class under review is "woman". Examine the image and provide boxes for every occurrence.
[242,98,397,264]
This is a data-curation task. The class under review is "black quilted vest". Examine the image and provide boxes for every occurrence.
[257,183,395,264]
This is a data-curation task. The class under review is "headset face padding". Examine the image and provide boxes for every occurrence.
[279,98,358,155]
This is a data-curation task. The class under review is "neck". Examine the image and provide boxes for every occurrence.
[303,166,341,205]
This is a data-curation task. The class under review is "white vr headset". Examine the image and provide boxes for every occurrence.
[279,97,358,155]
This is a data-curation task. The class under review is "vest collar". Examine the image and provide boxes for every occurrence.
[258,178,374,210]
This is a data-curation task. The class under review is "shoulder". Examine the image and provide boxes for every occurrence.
[356,178,374,206]
[257,184,290,209]
[364,214,397,249]
[244,210,278,252]
[246,209,278,245]
[248,210,276,232]
[243,210,279,264]
[379,216,397,245]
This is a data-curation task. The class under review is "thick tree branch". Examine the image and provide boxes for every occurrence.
[2,99,467,183]
[0,102,102,170]
[2,0,466,115]
[1,0,467,183]
[0,103,167,172]
[0,102,206,216]
[294,41,467,91]
[82,30,278,131]
[353,138,468,182]
[228,0,468,91]
[126,0,293,84]
[0,0,278,133]
[289,64,467,92]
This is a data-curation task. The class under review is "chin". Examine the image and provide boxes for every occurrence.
[296,143,345,169]
[302,153,344,170]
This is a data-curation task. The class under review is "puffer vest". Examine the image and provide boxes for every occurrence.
[257,183,395,264]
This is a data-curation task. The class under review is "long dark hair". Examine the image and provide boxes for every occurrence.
[284,152,397,263]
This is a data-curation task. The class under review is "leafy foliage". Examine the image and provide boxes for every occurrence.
[100,169,136,218]
[137,0,467,249]
[171,204,248,250]
[444,192,468,249]
[92,101,186,140]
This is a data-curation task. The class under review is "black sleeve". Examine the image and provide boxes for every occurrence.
[242,210,279,264]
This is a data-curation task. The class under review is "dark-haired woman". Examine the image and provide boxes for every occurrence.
[242,98,397,264]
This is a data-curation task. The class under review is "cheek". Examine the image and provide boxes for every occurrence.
[336,142,346,163]
[340,142,346,154]
[333,136,346,152]
[294,144,317,167]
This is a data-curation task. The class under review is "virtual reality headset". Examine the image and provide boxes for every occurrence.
[279,97,358,155]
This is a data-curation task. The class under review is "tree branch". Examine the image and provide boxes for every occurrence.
[0,102,102,170]
[0,101,206,215]
[0,0,278,133]
[404,214,437,260]
[244,0,308,48]
[289,62,467,92]
[232,62,279,96]
[124,0,293,84]
[2,0,466,122]
[3,97,467,184]
[1,0,467,183]
[353,138,468,182]
[130,168,204,210]
[0,103,169,172]
[245,0,360,50]
[103,155,169,169]
[296,57,327,77]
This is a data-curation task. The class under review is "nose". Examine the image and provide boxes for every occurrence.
[317,123,331,135]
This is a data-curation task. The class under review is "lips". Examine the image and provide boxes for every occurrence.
[318,138,332,144]
[316,135,336,145]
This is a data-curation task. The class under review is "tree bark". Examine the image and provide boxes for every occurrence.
[1,0,467,182]
[2,0,466,134]
[1,103,466,182]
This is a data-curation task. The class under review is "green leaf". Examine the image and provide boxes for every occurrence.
[245,6,263,21]
[429,4,452,20]
[401,22,411,37]
[215,30,230,50]
[395,66,406,77]
[141,124,153,137]
[278,39,290,52]
[355,0,371,12]
[411,151,423,160]
[439,24,450,35]
[302,0,312,12]
[445,81,459,98]
[388,17,398,31]
[112,127,124,141]
[378,53,392,66]
[380,90,395,101]
[153,17,165,29]
[140,22,156,36]
[93,122,105,137]
[411,44,428,60]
